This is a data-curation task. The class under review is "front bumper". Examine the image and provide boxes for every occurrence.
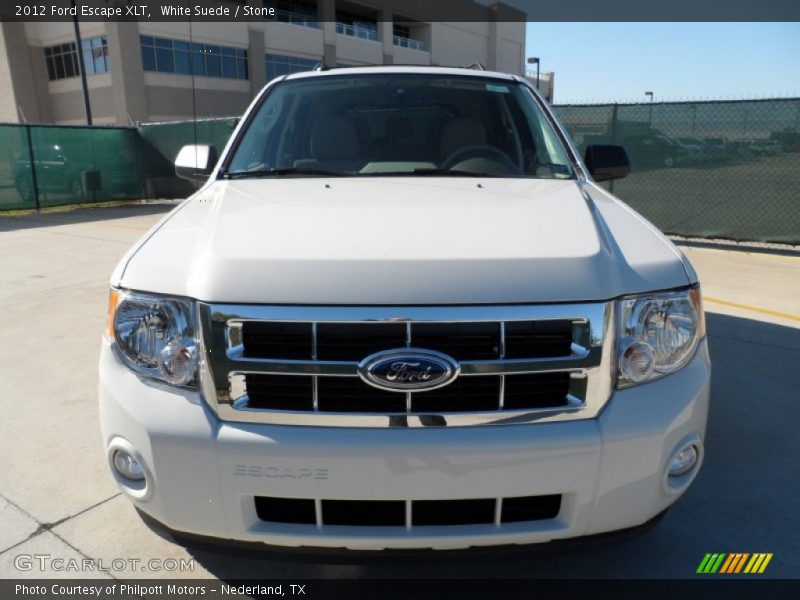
[99,339,710,550]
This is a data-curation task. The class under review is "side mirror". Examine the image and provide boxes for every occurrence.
[175,145,217,181]
[584,144,630,182]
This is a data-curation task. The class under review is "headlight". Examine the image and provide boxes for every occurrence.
[616,286,704,388]
[106,289,199,387]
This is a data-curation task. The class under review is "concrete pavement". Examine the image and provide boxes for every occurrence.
[0,203,798,579]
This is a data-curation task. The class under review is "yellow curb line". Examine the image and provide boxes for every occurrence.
[681,246,800,263]
[753,253,800,263]
[704,296,800,322]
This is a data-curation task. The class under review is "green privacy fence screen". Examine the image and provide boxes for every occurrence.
[0,118,238,211]
[0,123,145,211]
[138,117,239,198]
[1,99,799,244]
[554,98,800,244]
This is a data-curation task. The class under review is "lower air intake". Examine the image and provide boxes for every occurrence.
[254,494,562,527]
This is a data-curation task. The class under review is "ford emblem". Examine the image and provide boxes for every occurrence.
[358,348,460,392]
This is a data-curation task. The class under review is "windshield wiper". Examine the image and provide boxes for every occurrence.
[360,168,506,177]
[412,168,505,177]
[222,167,517,179]
[222,167,352,179]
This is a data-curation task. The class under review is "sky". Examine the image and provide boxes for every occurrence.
[524,23,800,104]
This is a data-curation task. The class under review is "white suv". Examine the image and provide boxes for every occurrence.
[100,66,709,550]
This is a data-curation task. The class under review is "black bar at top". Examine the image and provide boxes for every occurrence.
[2,0,800,23]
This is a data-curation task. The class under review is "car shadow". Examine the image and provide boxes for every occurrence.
[0,201,177,233]
[153,313,800,579]
[674,239,800,258]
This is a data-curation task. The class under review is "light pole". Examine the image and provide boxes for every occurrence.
[645,91,654,128]
[71,0,92,125]
[527,57,540,90]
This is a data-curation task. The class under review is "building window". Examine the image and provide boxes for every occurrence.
[265,53,319,80]
[393,24,410,39]
[140,36,248,79]
[82,36,110,74]
[335,11,379,41]
[44,36,109,81]
[392,24,425,51]
[269,0,320,29]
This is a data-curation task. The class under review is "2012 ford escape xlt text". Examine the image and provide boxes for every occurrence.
[100,66,709,550]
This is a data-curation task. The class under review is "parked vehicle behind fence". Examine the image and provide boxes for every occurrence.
[13,141,143,204]
[770,129,800,152]
[746,139,782,156]
[676,137,708,164]
[702,137,731,161]
[620,133,688,169]
[14,145,83,202]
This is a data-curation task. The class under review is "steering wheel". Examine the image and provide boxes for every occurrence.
[441,145,521,173]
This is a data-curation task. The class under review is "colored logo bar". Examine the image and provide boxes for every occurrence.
[697,553,773,574]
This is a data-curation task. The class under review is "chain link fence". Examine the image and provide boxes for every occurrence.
[1,98,799,244]
[0,124,144,211]
[0,119,237,211]
[555,98,800,244]
[139,117,239,198]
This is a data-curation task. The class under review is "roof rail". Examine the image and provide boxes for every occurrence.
[301,63,498,74]
[316,64,446,70]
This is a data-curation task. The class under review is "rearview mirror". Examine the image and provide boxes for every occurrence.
[584,145,630,182]
[175,145,217,181]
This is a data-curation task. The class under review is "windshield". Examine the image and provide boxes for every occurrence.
[224,73,575,179]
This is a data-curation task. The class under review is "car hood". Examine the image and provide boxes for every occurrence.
[115,178,694,304]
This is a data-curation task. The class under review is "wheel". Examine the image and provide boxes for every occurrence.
[663,156,675,168]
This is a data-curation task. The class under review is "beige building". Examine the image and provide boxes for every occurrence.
[0,1,526,125]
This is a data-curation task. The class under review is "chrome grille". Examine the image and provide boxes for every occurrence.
[198,303,614,427]
[243,372,575,413]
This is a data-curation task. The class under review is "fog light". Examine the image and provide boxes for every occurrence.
[619,341,656,383]
[113,449,145,481]
[668,444,698,477]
